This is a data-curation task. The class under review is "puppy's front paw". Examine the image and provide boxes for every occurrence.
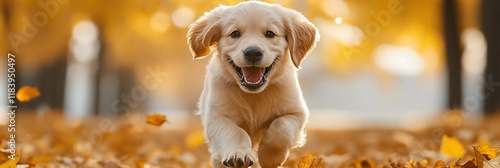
[221,150,256,168]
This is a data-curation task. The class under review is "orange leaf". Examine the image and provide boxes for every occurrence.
[298,155,325,168]
[440,135,464,158]
[354,158,376,168]
[16,86,40,102]
[145,113,167,126]
[135,160,145,168]
[434,160,446,168]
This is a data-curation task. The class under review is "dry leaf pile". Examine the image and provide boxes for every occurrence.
[1,111,499,168]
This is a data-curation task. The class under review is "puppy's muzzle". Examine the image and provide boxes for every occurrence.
[243,46,263,64]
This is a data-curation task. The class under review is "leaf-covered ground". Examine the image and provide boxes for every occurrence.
[1,112,499,168]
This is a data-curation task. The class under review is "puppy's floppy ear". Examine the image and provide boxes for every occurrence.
[187,6,226,59]
[285,10,319,68]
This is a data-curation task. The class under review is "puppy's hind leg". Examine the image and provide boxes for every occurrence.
[257,144,290,168]
[257,113,306,167]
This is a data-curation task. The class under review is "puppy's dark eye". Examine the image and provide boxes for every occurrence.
[265,31,275,38]
[230,31,241,38]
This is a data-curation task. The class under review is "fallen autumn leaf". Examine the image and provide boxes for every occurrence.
[441,134,465,158]
[145,113,168,126]
[16,86,41,103]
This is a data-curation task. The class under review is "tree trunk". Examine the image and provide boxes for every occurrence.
[481,0,500,115]
[443,0,462,110]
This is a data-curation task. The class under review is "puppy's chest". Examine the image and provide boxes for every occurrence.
[235,110,275,140]
[229,103,280,121]
[229,100,285,134]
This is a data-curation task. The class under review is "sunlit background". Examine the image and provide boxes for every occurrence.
[1,0,498,130]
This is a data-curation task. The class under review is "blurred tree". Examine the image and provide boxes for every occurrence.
[481,0,500,115]
[92,35,104,115]
[443,0,463,110]
[38,55,67,110]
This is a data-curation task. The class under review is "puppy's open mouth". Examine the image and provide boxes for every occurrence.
[230,61,273,89]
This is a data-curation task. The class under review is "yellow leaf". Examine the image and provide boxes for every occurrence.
[440,135,464,158]
[298,155,315,168]
[0,159,19,168]
[186,129,205,149]
[145,113,167,126]
[476,145,499,160]
[16,86,40,102]
[0,149,20,168]
[298,155,325,168]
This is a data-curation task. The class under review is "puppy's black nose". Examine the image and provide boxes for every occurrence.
[243,46,263,63]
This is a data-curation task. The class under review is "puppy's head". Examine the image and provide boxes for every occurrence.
[187,1,319,93]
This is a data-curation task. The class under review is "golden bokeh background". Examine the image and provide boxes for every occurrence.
[2,1,500,167]
[0,0,496,129]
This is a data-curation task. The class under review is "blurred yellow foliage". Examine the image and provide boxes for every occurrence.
[440,135,465,158]
[4,112,500,167]
[0,150,20,168]
[29,155,53,165]
[186,129,205,149]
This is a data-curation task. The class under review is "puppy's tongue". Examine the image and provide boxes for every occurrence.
[242,67,265,83]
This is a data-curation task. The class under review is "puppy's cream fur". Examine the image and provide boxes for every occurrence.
[187,1,319,167]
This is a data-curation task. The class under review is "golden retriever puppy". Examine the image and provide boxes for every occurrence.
[187,1,319,167]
